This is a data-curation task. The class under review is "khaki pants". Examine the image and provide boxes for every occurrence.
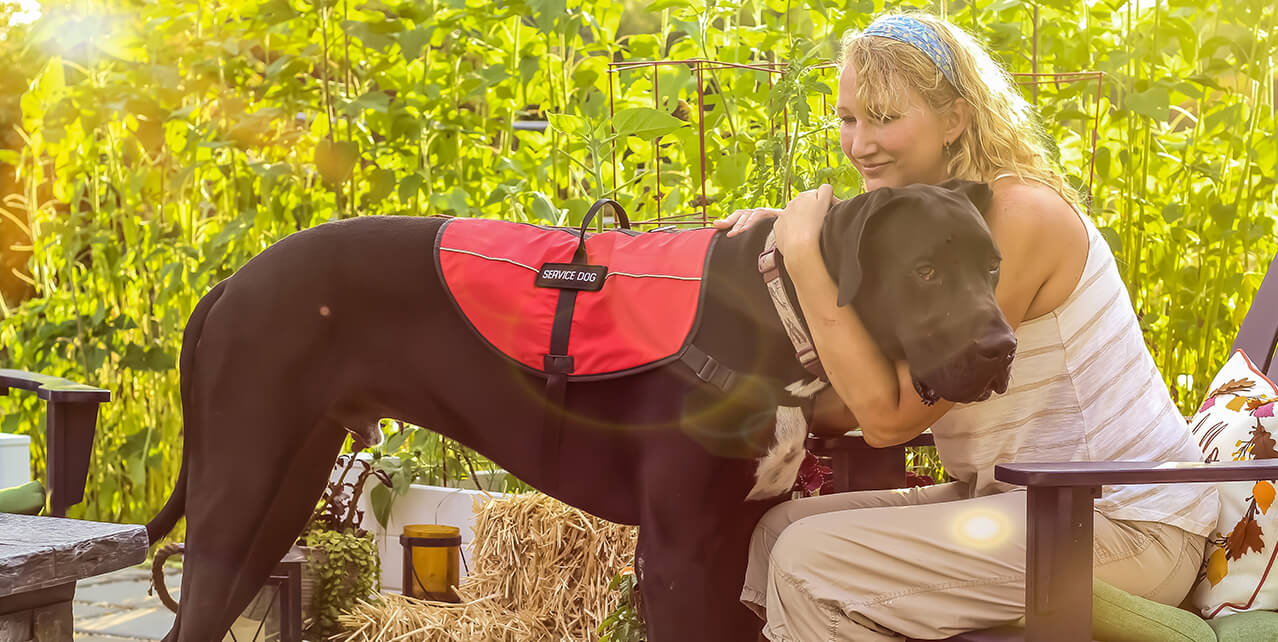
[740,482,1205,641]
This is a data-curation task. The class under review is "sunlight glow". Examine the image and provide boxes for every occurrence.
[37,8,123,56]
[10,0,39,25]
[951,509,1012,549]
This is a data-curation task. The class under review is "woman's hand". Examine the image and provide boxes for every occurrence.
[773,184,835,258]
[712,207,782,237]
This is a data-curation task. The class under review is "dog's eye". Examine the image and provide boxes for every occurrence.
[915,265,937,281]
[988,261,1001,273]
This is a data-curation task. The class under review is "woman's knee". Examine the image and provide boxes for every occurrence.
[748,506,790,568]
[753,498,827,557]
[755,486,933,545]
[769,514,867,588]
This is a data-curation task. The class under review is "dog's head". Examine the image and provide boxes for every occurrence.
[818,180,1016,404]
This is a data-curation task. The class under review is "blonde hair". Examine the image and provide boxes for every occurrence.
[839,12,1080,207]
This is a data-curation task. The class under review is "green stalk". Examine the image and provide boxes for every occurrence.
[343,0,356,218]
[319,4,336,142]
[502,18,518,158]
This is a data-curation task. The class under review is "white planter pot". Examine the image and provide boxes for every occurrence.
[0,433,32,489]
[330,459,507,592]
[443,468,508,492]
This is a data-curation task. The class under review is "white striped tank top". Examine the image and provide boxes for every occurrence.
[929,178,1219,536]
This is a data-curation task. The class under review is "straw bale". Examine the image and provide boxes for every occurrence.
[339,492,639,641]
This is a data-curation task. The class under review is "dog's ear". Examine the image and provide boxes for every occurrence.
[939,179,993,215]
[820,189,890,307]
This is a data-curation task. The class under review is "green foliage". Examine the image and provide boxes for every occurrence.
[598,567,646,642]
[301,455,381,637]
[0,0,1273,521]
[366,422,531,530]
[307,452,380,534]
[302,527,380,638]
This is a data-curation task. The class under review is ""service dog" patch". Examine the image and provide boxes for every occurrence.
[535,262,608,291]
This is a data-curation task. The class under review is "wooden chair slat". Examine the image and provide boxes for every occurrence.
[1231,252,1278,376]
[995,459,1278,486]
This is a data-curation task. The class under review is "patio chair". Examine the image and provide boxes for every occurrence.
[0,370,110,516]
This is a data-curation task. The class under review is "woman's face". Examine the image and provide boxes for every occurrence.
[836,62,961,191]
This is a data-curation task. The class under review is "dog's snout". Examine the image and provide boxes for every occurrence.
[974,326,1017,361]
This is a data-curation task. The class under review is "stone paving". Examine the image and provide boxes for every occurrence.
[72,565,177,641]
[73,563,308,642]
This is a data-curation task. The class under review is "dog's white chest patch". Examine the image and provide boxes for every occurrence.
[745,379,828,501]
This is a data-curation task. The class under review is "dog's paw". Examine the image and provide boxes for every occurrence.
[746,405,808,501]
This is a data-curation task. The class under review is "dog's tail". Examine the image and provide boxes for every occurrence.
[146,279,228,545]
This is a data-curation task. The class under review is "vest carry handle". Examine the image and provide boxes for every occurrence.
[573,199,629,262]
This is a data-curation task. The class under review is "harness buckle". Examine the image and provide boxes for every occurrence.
[543,354,574,374]
[697,357,721,383]
[757,247,779,276]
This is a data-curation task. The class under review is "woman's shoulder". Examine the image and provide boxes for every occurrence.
[987,173,1077,211]
[983,174,1090,319]
[984,174,1086,247]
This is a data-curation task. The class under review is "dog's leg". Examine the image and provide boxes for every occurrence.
[163,323,349,642]
[169,418,345,641]
[636,504,772,642]
[220,420,349,635]
[632,434,775,642]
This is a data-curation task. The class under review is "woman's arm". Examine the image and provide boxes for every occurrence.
[808,386,860,437]
[775,182,1087,446]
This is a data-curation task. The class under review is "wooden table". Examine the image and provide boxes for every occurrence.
[0,514,147,642]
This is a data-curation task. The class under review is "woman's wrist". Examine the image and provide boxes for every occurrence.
[781,242,827,281]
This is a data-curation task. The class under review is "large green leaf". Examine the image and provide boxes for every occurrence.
[611,107,687,141]
[1125,85,1171,122]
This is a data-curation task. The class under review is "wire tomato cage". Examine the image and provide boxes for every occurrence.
[603,58,1103,229]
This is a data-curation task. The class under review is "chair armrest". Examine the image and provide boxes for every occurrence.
[993,459,1277,642]
[996,459,1278,487]
[0,369,111,403]
[0,369,111,516]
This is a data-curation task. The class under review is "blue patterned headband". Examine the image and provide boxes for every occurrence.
[860,15,958,87]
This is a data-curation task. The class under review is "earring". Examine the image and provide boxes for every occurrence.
[944,139,954,156]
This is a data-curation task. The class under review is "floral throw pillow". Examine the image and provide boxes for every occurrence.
[1188,349,1278,619]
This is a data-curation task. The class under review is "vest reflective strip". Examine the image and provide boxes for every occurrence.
[440,247,539,272]
[442,247,704,282]
[605,272,701,282]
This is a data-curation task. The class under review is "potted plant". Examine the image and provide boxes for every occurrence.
[364,422,526,529]
[298,452,384,638]
[324,422,532,594]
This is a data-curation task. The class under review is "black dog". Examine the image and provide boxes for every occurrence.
[145,179,1014,641]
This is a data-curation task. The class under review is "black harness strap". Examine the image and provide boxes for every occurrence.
[679,344,738,392]
[541,199,628,488]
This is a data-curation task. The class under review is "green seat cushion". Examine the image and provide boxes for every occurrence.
[1207,610,1278,642]
[1092,578,1216,642]
[0,480,45,515]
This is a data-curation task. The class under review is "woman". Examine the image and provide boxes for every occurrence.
[715,13,1218,641]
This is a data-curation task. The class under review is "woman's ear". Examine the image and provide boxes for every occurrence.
[944,98,972,147]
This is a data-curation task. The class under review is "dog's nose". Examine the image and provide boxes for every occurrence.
[974,327,1017,361]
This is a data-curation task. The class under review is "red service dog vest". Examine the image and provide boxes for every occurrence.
[435,217,719,379]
